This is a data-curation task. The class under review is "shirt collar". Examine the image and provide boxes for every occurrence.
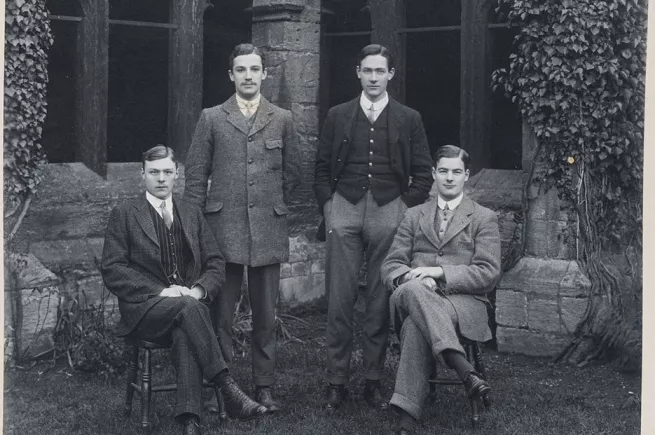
[235,93,261,109]
[437,193,464,211]
[146,191,173,212]
[360,91,389,113]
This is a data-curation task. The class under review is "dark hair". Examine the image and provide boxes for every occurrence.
[434,145,470,171]
[228,43,265,69]
[357,44,395,70]
[142,145,178,169]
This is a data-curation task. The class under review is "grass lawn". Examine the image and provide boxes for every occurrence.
[4,307,641,435]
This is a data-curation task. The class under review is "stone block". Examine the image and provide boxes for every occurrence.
[279,272,325,304]
[254,21,320,52]
[19,286,60,358]
[29,239,97,268]
[498,257,567,295]
[5,252,60,290]
[310,260,325,274]
[291,261,311,277]
[496,327,570,357]
[560,297,588,334]
[280,262,292,278]
[87,238,105,262]
[524,219,562,258]
[288,234,326,262]
[290,102,320,135]
[526,186,561,221]
[495,290,527,328]
[263,51,320,104]
[527,297,560,333]
[559,261,591,297]
[76,274,112,308]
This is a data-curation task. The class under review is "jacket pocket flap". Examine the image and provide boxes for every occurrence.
[205,200,223,213]
[265,139,283,149]
[273,204,289,215]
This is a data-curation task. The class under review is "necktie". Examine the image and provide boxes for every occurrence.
[160,201,173,229]
[367,103,376,123]
[438,204,450,238]
[244,102,255,118]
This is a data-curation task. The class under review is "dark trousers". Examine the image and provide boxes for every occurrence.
[209,262,280,386]
[324,191,406,384]
[130,296,228,420]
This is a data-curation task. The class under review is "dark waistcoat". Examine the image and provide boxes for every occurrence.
[148,203,192,286]
[336,106,401,205]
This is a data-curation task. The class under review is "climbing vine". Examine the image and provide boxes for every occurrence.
[4,0,53,221]
[492,0,644,368]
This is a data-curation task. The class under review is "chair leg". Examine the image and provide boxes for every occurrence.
[213,385,227,421]
[471,342,491,410]
[469,396,481,429]
[124,346,139,417]
[140,348,152,433]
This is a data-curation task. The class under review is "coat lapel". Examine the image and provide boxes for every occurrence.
[223,95,250,135]
[418,198,441,248]
[439,196,475,247]
[249,97,275,136]
[133,198,159,247]
[174,199,198,280]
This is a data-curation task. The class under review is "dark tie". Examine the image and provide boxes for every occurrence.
[160,201,173,229]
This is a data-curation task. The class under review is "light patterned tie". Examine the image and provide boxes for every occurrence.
[160,201,173,229]
[244,101,255,119]
[438,203,450,239]
[367,103,377,123]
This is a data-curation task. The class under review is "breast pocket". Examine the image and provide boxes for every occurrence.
[265,139,283,171]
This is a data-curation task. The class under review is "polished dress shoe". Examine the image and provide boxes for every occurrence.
[324,383,347,411]
[219,376,267,420]
[463,370,491,399]
[182,415,202,435]
[255,386,282,413]
[363,380,389,411]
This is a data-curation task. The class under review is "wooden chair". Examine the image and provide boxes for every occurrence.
[123,337,226,433]
[428,340,491,428]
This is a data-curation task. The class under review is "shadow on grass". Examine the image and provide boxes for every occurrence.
[4,310,641,435]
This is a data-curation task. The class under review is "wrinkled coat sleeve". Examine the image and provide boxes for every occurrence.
[381,207,420,289]
[313,106,337,212]
[183,109,213,207]
[282,110,301,204]
[189,205,226,302]
[441,209,501,295]
[403,111,433,208]
[101,206,164,304]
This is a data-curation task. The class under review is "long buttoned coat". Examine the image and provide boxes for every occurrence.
[183,95,300,267]
[381,196,502,342]
[101,197,226,336]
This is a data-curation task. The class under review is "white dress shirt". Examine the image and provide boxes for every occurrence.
[360,91,389,123]
[236,93,261,117]
[146,192,174,224]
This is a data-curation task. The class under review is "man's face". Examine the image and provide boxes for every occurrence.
[229,53,267,100]
[142,157,179,200]
[357,54,395,102]
[433,157,469,201]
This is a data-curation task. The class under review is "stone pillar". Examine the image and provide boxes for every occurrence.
[252,0,322,210]
[168,0,206,162]
[75,0,109,177]
[370,0,406,103]
[496,122,590,357]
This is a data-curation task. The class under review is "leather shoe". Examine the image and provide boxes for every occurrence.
[219,376,267,420]
[324,383,347,411]
[182,415,202,435]
[463,370,491,399]
[363,380,389,411]
[255,386,282,413]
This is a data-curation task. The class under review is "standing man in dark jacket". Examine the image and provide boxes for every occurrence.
[184,43,300,412]
[314,44,433,411]
[101,146,266,435]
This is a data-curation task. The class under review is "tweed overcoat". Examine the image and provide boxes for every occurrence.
[183,95,300,267]
[101,197,226,336]
[381,195,501,342]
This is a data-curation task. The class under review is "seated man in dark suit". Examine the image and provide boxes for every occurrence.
[381,145,502,434]
[101,145,266,435]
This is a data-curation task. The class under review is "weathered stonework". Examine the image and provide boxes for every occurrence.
[279,235,326,304]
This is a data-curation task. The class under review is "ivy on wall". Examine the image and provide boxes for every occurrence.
[4,0,53,216]
[492,0,645,366]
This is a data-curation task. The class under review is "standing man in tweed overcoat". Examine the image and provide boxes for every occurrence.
[314,44,433,411]
[184,43,300,412]
[381,145,501,435]
[101,146,266,435]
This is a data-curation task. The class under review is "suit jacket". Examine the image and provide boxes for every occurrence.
[101,197,226,336]
[183,95,300,266]
[313,96,433,239]
[381,196,501,342]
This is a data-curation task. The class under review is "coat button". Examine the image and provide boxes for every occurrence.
[248,158,253,164]
[337,158,341,162]
[249,181,254,186]
[248,136,253,142]
[249,203,254,208]
[438,251,444,256]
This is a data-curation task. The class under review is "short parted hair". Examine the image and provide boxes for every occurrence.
[142,145,178,169]
[228,43,265,69]
[434,145,470,171]
[357,44,395,71]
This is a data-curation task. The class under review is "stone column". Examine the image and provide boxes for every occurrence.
[495,122,590,358]
[370,0,406,103]
[251,0,322,210]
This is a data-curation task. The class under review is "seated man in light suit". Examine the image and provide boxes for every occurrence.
[101,146,266,435]
[380,145,501,435]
